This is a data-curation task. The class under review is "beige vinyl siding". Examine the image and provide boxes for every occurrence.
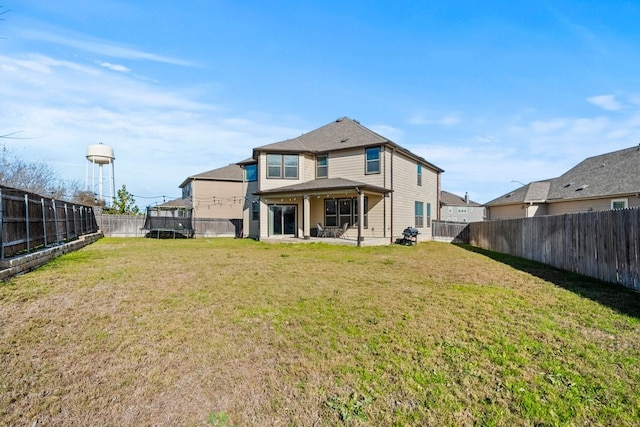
[327,148,385,187]
[526,204,548,217]
[191,179,243,220]
[303,154,315,182]
[548,196,640,215]
[388,151,438,241]
[487,204,525,220]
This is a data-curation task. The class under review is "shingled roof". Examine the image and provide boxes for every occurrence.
[255,177,391,196]
[547,145,640,201]
[179,163,243,188]
[486,145,640,206]
[440,190,482,206]
[253,116,444,173]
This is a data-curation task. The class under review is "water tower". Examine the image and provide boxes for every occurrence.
[85,143,116,204]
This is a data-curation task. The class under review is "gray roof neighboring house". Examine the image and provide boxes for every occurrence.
[547,145,640,201]
[486,145,640,206]
[179,163,243,188]
[440,190,482,206]
[252,116,444,173]
[155,198,188,209]
[486,180,552,206]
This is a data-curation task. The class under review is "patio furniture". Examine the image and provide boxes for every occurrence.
[316,223,327,237]
[338,222,349,238]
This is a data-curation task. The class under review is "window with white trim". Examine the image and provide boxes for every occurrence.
[611,198,628,209]
[415,201,424,228]
[417,164,422,186]
[365,147,380,174]
[267,154,298,179]
[316,154,328,178]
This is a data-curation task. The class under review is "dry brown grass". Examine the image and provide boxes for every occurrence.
[1,238,639,426]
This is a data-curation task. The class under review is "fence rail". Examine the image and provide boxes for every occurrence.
[468,208,640,291]
[1,186,98,260]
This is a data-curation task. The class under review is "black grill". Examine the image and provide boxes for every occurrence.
[397,227,419,245]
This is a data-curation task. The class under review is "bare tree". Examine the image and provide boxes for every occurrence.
[0,144,76,199]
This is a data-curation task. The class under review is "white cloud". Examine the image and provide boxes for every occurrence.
[19,28,195,66]
[96,61,130,73]
[587,95,623,111]
[0,52,300,202]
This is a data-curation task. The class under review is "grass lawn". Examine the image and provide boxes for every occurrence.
[1,238,639,426]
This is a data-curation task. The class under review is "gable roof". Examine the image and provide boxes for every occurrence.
[179,163,243,188]
[253,117,444,173]
[486,145,640,206]
[440,190,482,207]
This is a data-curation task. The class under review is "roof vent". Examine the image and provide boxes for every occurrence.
[341,138,349,143]
[506,193,512,198]
[563,182,574,188]
[576,185,588,191]
[336,117,344,122]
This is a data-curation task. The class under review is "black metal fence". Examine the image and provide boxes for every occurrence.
[0,185,98,259]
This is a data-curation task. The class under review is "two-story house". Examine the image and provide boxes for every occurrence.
[440,190,485,222]
[179,163,244,221]
[238,117,443,245]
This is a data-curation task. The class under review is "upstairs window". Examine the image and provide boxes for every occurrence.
[181,182,192,199]
[417,164,422,186]
[267,154,298,179]
[365,147,380,174]
[427,202,432,227]
[316,154,328,178]
[245,164,257,182]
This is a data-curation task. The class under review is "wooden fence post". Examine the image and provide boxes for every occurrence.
[0,188,4,259]
[25,194,31,254]
[41,198,48,247]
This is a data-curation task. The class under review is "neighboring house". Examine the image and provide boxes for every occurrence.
[440,190,484,222]
[485,145,640,220]
[179,164,244,220]
[238,116,443,244]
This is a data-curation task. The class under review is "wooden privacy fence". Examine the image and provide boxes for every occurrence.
[468,208,640,291]
[432,220,470,243]
[0,186,98,259]
[97,214,241,238]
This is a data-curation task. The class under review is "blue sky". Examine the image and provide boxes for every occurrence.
[1,1,639,206]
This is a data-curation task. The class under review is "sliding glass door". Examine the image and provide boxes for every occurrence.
[269,205,297,236]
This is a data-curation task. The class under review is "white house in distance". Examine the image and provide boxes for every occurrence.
[238,117,443,245]
[440,190,484,223]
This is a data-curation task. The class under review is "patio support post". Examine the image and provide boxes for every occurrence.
[303,195,310,239]
[357,189,364,247]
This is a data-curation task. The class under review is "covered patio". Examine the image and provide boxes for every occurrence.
[255,178,392,247]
